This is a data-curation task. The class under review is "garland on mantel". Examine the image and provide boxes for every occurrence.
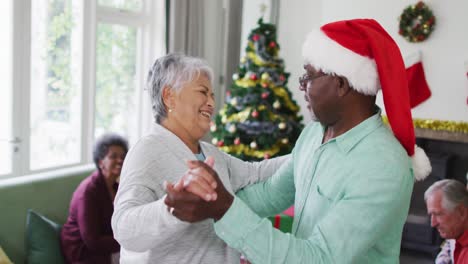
[383,117,468,134]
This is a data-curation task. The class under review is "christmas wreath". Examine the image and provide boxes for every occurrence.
[399,1,436,43]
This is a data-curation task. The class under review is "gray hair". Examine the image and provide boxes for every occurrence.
[424,179,468,211]
[146,53,214,123]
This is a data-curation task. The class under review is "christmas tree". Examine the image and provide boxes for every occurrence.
[210,18,303,161]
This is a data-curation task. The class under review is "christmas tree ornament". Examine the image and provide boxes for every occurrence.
[261,72,270,81]
[281,138,289,144]
[230,97,238,106]
[251,110,259,118]
[217,140,224,147]
[261,92,269,99]
[263,153,271,159]
[279,74,286,82]
[221,116,227,124]
[250,141,257,149]
[250,73,258,81]
[210,123,217,132]
[252,34,260,42]
[228,124,237,133]
[273,100,281,109]
[211,138,218,145]
[240,56,247,64]
[232,73,239,80]
[268,41,276,48]
[234,137,241,145]
[278,122,286,130]
[261,82,269,88]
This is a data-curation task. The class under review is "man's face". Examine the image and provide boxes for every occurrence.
[426,190,465,239]
[299,64,340,124]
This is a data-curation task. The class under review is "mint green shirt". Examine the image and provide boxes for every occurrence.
[214,111,414,264]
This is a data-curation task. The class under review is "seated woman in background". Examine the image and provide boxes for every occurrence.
[61,133,128,264]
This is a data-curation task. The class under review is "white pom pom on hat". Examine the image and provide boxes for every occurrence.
[301,19,431,180]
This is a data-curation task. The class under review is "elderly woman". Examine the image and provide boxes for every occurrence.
[111,53,288,263]
[61,133,128,264]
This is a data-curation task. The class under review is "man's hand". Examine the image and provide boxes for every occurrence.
[164,157,234,222]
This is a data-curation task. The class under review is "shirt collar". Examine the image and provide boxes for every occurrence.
[457,230,468,247]
[333,106,384,154]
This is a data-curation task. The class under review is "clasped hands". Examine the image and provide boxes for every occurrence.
[164,156,234,222]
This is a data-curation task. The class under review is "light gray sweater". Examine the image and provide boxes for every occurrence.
[112,124,288,263]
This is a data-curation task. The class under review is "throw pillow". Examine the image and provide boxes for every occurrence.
[25,209,65,264]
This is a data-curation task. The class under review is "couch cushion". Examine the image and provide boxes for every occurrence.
[25,210,65,264]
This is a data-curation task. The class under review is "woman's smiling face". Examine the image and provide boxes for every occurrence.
[169,73,215,141]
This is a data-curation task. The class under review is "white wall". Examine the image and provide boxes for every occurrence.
[277,0,468,124]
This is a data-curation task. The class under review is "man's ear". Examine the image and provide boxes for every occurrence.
[162,86,175,110]
[336,76,351,97]
[458,205,468,219]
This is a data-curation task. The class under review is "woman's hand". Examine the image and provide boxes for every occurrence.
[164,158,234,222]
[171,156,218,202]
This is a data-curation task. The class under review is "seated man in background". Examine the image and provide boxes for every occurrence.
[426,179,468,264]
[61,133,128,264]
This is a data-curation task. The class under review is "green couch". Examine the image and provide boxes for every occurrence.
[0,165,93,263]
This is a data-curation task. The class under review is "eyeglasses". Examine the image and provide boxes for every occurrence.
[299,72,329,89]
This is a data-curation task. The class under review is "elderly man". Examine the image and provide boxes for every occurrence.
[426,179,468,264]
[165,19,432,263]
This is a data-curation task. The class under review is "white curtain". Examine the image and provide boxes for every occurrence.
[167,0,205,56]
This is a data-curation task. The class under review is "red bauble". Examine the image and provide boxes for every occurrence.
[261,82,269,88]
[234,138,241,145]
[251,110,259,118]
[279,75,286,81]
[217,141,224,147]
[264,153,271,159]
[250,74,258,81]
[269,41,276,48]
[226,90,231,97]
[261,92,269,99]
[252,34,260,41]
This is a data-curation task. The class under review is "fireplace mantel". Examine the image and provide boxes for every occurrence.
[415,128,468,143]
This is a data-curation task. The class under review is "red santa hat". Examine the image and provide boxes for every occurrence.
[302,18,431,180]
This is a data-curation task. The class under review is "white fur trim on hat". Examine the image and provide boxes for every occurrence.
[302,29,380,95]
[412,145,432,181]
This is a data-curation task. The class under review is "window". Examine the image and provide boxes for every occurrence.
[30,0,83,170]
[97,0,143,12]
[2,0,165,178]
[0,0,13,175]
[94,23,137,140]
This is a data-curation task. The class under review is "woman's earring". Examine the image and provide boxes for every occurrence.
[168,108,173,113]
